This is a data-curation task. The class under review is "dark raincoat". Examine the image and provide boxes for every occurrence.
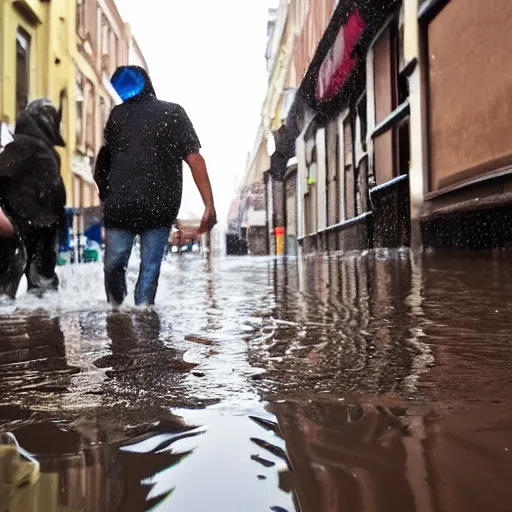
[0,98,66,298]
[94,66,201,232]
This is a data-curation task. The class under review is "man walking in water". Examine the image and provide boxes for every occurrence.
[94,66,216,306]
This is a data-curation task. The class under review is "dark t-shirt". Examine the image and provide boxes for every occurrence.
[96,98,201,232]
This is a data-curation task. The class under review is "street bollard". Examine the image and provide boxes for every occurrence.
[275,226,285,256]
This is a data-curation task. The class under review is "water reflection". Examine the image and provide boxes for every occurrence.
[1,249,512,510]
[266,399,512,512]
[268,400,414,512]
[95,309,202,413]
[2,398,512,511]
[0,310,79,406]
[0,414,198,512]
[250,250,428,398]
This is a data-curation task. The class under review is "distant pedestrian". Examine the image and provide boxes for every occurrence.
[95,66,216,307]
[0,97,67,299]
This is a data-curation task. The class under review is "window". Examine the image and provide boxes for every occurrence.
[82,181,92,208]
[307,144,318,234]
[16,28,30,118]
[335,124,341,220]
[97,4,102,49]
[372,17,411,186]
[357,95,367,153]
[85,84,95,152]
[93,184,101,207]
[60,92,67,144]
[307,146,317,185]
[99,96,109,131]
[73,175,83,209]
[285,171,297,237]
[344,119,355,219]
[304,134,318,235]
[305,136,317,188]
[356,157,369,215]
[101,15,110,73]
[112,34,118,73]
[326,120,339,226]
[76,99,84,147]
[424,0,511,191]
[76,0,86,36]
[76,72,84,147]
[397,118,410,177]
[104,23,110,56]
[355,94,370,215]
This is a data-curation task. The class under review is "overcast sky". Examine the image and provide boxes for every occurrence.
[116,0,277,222]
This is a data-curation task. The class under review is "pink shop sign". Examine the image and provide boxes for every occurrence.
[315,9,366,102]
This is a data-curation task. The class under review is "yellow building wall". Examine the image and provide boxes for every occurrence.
[0,0,76,205]
[47,0,77,203]
[0,0,48,124]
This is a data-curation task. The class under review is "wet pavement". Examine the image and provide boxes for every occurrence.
[1,249,512,511]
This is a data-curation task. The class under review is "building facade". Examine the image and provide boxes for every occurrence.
[230,123,269,256]
[74,0,136,212]
[231,0,337,256]
[0,0,146,226]
[260,0,512,255]
[126,24,147,69]
[291,0,406,254]
[0,0,76,198]
[412,0,512,250]
[73,0,148,245]
[227,5,285,256]
[265,0,337,256]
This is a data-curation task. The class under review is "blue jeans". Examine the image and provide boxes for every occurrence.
[104,227,170,306]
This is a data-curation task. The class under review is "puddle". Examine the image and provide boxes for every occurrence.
[1,250,512,510]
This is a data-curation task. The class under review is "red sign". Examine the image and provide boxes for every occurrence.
[315,10,365,101]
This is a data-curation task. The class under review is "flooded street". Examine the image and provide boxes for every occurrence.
[1,250,512,511]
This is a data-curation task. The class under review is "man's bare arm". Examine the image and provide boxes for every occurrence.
[185,153,214,207]
[185,153,217,233]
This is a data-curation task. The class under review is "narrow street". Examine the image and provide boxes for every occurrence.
[3,0,512,510]
[1,250,512,511]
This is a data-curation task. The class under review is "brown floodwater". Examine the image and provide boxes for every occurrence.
[0,249,512,511]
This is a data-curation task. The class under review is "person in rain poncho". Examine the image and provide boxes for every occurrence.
[95,66,216,306]
[0,97,67,299]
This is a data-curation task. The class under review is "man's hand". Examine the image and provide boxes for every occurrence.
[198,205,217,234]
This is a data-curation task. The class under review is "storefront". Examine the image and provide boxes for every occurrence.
[419,0,512,248]
[289,0,403,253]
[284,160,298,256]
[422,0,512,195]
